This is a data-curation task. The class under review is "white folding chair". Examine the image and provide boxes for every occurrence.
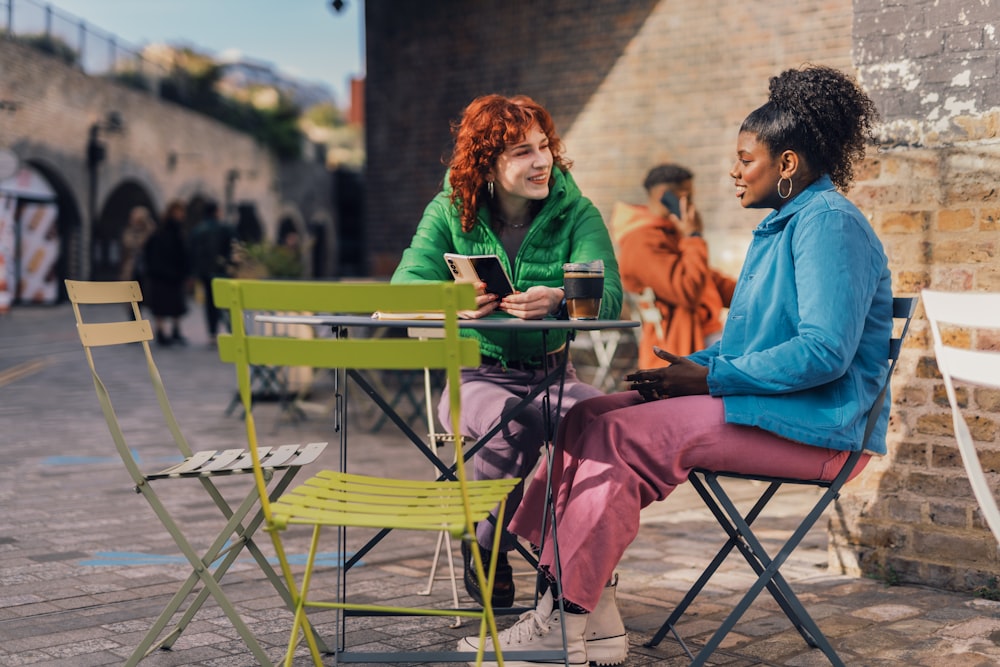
[415,362,464,627]
[923,289,1000,544]
[625,286,666,341]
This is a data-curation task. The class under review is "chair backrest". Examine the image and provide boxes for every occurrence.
[212,278,480,523]
[864,295,918,449]
[922,289,1000,543]
[706,295,916,485]
[65,279,195,485]
[624,287,665,340]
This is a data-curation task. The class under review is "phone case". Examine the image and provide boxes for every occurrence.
[444,253,515,297]
[660,190,682,218]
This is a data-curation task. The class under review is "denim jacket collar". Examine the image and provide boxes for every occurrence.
[754,175,836,236]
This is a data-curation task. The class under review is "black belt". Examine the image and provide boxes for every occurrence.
[481,350,565,371]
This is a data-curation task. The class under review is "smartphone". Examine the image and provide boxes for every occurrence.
[444,253,515,297]
[660,190,682,218]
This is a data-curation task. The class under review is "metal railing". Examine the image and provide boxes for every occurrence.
[1,0,167,95]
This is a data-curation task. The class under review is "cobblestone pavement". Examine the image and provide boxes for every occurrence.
[3,301,1000,666]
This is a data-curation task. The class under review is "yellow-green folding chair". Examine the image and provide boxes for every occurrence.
[213,278,521,665]
[65,279,329,666]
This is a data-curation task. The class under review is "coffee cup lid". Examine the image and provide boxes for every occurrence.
[563,260,604,273]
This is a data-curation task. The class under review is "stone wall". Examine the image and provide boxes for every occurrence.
[0,39,322,281]
[830,0,1000,590]
[365,0,1000,592]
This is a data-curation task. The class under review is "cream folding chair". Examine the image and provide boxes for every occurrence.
[65,279,329,667]
[213,278,528,665]
[923,290,1000,544]
[414,358,465,627]
[646,295,917,667]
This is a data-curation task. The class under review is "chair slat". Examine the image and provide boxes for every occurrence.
[218,335,480,371]
[212,279,477,315]
[283,441,327,467]
[77,320,153,347]
[200,448,259,472]
[922,290,1000,328]
[151,450,219,477]
[65,279,143,304]
[936,346,1000,388]
[258,444,304,468]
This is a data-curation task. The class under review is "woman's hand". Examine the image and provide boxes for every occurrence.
[499,285,564,320]
[459,281,501,319]
[625,347,709,401]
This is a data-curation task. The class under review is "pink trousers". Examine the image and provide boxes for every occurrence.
[507,391,870,611]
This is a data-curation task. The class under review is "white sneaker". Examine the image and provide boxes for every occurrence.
[584,575,628,665]
[457,589,588,666]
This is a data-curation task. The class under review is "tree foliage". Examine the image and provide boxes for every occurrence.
[18,33,77,66]
[158,47,304,160]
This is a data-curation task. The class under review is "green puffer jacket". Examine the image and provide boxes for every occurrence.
[392,168,622,365]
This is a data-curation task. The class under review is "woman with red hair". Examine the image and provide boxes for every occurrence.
[392,94,622,610]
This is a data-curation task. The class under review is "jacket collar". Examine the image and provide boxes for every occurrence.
[754,175,836,235]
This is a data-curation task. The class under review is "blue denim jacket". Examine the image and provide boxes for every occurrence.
[688,176,893,454]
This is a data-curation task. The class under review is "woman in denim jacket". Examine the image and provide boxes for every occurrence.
[460,65,891,667]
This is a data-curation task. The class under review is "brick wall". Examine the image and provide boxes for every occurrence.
[366,0,1000,592]
[829,1,1000,590]
[365,0,854,274]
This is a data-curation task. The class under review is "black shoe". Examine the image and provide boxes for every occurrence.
[156,332,172,346]
[171,331,188,346]
[462,539,515,608]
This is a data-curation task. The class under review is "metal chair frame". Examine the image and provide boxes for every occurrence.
[645,295,917,667]
[213,278,555,666]
[65,279,329,667]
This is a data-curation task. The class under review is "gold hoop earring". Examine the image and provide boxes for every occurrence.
[777,176,793,200]
[487,181,494,198]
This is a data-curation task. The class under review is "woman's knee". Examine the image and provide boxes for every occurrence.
[562,392,635,432]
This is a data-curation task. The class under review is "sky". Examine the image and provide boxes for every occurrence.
[46,0,364,106]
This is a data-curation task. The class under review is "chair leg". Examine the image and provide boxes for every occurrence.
[161,470,330,654]
[282,524,325,667]
[126,468,332,666]
[126,487,275,667]
[418,530,463,627]
[650,472,847,667]
[707,474,842,651]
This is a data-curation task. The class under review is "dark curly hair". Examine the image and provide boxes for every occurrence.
[740,65,879,191]
[448,94,571,232]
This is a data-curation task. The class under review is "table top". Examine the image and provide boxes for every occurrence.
[255,313,638,332]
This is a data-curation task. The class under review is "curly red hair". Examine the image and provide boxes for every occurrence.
[448,94,571,232]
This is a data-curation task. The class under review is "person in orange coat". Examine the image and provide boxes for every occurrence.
[610,164,736,367]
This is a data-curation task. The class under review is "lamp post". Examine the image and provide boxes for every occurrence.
[224,168,240,222]
[83,112,124,279]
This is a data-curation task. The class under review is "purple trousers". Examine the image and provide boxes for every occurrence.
[439,360,603,551]
[508,391,870,611]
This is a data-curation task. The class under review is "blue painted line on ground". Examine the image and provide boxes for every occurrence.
[42,448,183,466]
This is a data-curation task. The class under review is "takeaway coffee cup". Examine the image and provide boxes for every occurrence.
[563,260,604,320]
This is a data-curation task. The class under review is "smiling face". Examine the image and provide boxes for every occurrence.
[730,131,785,210]
[491,124,553,204]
